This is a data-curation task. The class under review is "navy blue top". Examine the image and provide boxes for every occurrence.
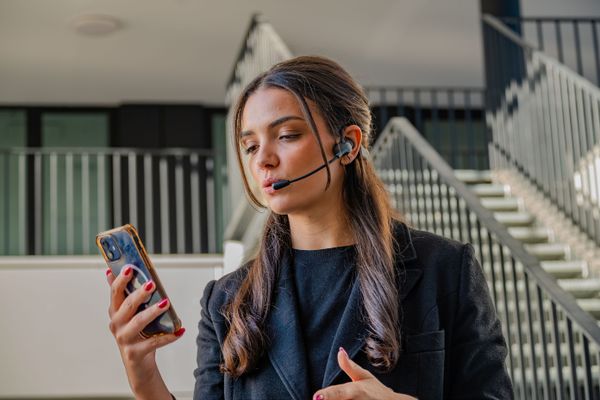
[291,245,357,394]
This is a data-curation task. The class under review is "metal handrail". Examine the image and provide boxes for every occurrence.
[373,117,600,397]
[0,147,214,156]
[484,13,600,250]
[373,117,600,344]
[226,13,264,88]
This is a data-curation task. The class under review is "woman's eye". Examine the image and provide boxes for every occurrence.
[279,133,300,141]
[244,145,258,155]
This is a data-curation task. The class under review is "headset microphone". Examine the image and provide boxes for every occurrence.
[272,139,354,190]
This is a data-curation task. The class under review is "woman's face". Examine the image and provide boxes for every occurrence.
[240,87,345,216]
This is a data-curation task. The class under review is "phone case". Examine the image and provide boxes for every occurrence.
[96,224,182,338]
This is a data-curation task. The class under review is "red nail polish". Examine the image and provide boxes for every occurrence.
[144,281,154,291]
[105,268,112,276]
[123,266,132,276]
[339,347,347,355]
[314,394,324,400]
[158,298,169,308]
[174,327,186,337]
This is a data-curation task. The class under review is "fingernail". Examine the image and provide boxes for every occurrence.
[105,268,112,276]
[144,281,155,291]
[174,327,186,337]
[314,394,324,400]
[158,298,169,308]
[339,347,347,355]
[123,266,132,276]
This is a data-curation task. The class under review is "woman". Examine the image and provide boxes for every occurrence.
[106,56,514,400]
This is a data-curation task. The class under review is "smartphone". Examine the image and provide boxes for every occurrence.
[96,224,182,338]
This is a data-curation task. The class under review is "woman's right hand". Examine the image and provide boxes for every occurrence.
[106,265,185,399]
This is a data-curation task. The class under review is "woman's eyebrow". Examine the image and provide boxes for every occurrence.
[240,115,305,138]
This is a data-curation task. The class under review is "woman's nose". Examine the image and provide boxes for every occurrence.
[255,143,279,170]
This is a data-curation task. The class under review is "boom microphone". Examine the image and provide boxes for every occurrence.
[272,139,354,190]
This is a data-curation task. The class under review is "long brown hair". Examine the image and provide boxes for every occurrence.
[222,55,403,377]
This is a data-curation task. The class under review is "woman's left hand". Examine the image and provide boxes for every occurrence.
[312,347,418,400]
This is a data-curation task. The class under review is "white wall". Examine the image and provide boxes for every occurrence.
[0,255,223,399]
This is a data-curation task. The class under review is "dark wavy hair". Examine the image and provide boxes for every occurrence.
[221,55,404,377]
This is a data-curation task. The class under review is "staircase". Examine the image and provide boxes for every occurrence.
[455,169,600,324]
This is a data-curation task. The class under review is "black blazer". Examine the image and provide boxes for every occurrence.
[193,222,514,399]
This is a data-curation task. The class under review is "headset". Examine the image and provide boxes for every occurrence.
[272,137,355,190]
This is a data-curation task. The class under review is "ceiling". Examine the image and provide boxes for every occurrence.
[0,0,489,106]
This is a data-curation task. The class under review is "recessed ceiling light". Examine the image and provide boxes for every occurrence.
[71,14,123,36]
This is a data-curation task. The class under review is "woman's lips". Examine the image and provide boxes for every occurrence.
[262,178,284,194]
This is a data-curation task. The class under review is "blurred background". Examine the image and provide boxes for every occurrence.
[1,0,600,399]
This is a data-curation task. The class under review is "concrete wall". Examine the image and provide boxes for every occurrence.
[0,255,223,399]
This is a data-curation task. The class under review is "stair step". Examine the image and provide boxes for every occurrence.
[470,183,509,197]
[507,226,552,243]
[576,299,600,318]
[494,211,535,226]
[557,279,600,298]
[524,243,570,260]
[540,260,585,278]
[480,197,522,211]
[454,169,493,184]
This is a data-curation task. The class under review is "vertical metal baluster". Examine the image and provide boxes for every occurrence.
[398,134,411,219]
[112,154,122,226]
[97,154,106,232]
[206,157,216,253]
[396,89,404,118]
[49,153,58,255]
[81,153,90,254]
[552,67,569,213]
[555,20,565,63]
[551,301,565,399]
[447,90,457,168]
[128,152,138,229]
[581,335,593,400]
[547,65,564,212]
[414,89,422,133]
[592,21,600,86]
[582,90,598,241]
[66,152,74,255]
[573,21,584,76]
[436,173,446,238]
[175,154,185,254]
[464,90,475,169]
[406,146,420,228]
[566,319,580,400]
[511,257,528,399]
[591,97,600,245]
[380,88,388,129]
[498,245,515,392]
[159,155,170,254]
[190,154,201,253]
[573,83,588,233]
[537,19,545,51]
[34,153,42,255]
[536,286,551,400]
[390,130,401,213]
[143,154,154,253]
[525,273,540,399]
[420,157,431,232]
[431,89,441,160]
[454,195,464,243]
[487,233,499,307]
[18,153,26,255]
[1,152,8,254]
[566,78,580,225]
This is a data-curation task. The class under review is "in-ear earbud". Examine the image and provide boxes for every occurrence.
[334,138,354,159]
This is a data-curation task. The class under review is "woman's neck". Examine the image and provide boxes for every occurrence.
[288,208,355,250]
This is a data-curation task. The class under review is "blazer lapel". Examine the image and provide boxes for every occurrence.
[265,251,310,400]
[322,223,422,388]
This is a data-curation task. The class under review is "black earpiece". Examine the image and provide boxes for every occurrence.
[333,138,354,159]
